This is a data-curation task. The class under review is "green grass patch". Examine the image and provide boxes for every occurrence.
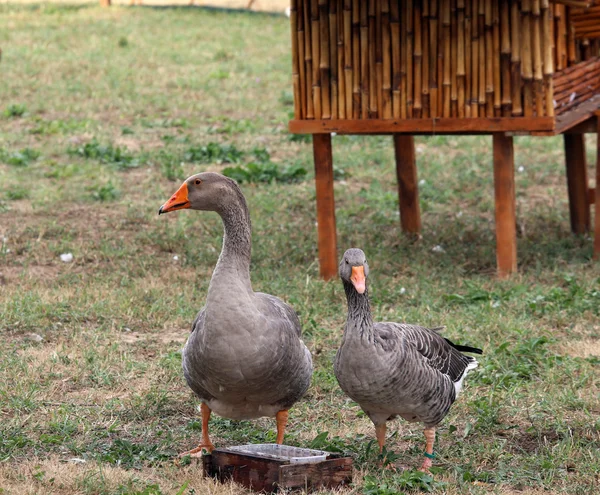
[0,3,599,495]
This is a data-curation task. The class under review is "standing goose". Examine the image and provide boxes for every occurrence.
[334,248,481,471]
[159,172,312,456]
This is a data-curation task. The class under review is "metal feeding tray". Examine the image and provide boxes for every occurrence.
[202,443,353,493]
[225,444,328,464]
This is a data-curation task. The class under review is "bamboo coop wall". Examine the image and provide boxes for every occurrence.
[289,0,600,124]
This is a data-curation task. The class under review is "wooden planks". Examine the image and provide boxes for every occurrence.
[289,116,555,134]
[493,133,517,278]
[594,111,600,259]
[564,134,591,234]
[393,135,421,233]
[312,134,338,280]
[553,57,600,116]
[203,449,353,493]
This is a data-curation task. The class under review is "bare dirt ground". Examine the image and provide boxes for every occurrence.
[1,0,291,12]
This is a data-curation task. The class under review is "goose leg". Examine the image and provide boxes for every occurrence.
[419,427,436,472]
[275,410,289,444]
[375,423,387,453]
[179,403,215,457]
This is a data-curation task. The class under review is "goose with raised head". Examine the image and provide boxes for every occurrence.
[159,172,312,456]
[334,248,482,471]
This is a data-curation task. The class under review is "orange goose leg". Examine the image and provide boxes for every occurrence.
[275,410,289,444]
[179,403,215,457]
[419,427,436,472]
[375,423,387,453]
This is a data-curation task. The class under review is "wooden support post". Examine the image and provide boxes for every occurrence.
[100,0,111,6]
[564,134,590,235]
[493,133,517,278]
[393,135,421,233]
[312,134,337,280]
[594,114,600,260]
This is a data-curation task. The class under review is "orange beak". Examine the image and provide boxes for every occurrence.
[350,266,366,294]
[158,182,191,214]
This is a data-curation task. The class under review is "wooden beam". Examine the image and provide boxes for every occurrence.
[564,134,590,234]
[493,133,517,278]
[393,135,421,233]
[594,113,600,259]
[312,134,338,280]
[289,116,555,135]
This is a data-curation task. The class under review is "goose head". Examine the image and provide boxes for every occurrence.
[158,172,240,215]
[339,248,369,294]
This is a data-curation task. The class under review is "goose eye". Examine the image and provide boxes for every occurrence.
[194,178,202,185]
[345,258,349,264]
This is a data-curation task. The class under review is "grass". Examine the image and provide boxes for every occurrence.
[1,3,599,495]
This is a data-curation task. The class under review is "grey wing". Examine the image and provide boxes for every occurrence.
[382,323,478,382]
[255,292,302,337]
[190,306,206,334]
[182,307,214,402]
[255,292,312,408]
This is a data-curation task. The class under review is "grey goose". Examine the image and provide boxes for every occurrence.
[159,172,313,456]
[334,248,481,471]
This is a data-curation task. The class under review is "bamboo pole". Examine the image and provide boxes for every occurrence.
[414,0,423,118]
[471,0,479,117]
[567,6,576,65]
[465,0,472,117]
[343,0,352,119]
[532,0,544,116]
[336,0,345,119]
[510,0,522,116]
[391,0,402,118]
[500,0,511,116]
[457,0,466,118]
[304,0,315,119]
[382,0,392,118]
[485,0,494,117]
[442,1,451,117]
[360,0,369,118]
[555,4,567,71]
[297,1,308,119]
[492,0,501,116]
[478,0,486,117]
[375,1,384,117]
[451,0,459,118]
[368,0,377,117]
[521,0,534,117]
[437,7,444,116]
[311,0,322,119]
[291,1,302,119]
[422,1,430,118]
[407,1,414,117]
[319,0,331,119]
[352,0,360,118]
[329,0,339,119]
[430,0,439,118]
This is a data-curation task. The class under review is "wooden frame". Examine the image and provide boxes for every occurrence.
[595,111,600,260]
[290,117,555,135]
[394,135,421,233]
[203,448,353,493]
[564,134,591,234]
[493,133,517,277]
[289,1,600,278]
[312,134,338,280]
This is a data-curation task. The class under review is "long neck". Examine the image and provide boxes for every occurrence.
[343,281,375,341]
[210,188,253,293]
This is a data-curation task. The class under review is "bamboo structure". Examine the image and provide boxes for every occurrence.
[289,0,600,281]
[290,0,600,122]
